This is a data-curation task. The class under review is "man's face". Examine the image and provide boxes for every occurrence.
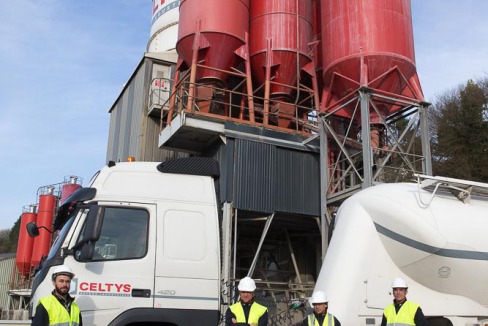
[393,287,407,303]
[240,291,254,304]
[313,302,328,315]
[53,275,71,295]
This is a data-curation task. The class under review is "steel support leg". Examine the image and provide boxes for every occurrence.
[222,202,233,304]
[360,90,373,188]
[420,104,433,175]
[319,119,329,260]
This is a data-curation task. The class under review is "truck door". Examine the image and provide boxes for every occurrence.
[153,201,220,324]
[72,203,156,325]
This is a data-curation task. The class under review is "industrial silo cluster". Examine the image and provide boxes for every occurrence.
[164,0,424,132]
[14,177,82,282]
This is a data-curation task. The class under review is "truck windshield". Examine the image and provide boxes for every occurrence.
[46,216,75,261]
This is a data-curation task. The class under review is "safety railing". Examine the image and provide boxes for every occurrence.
[161,70,319,135]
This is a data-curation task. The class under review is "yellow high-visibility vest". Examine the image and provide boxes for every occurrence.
[38,295,81,326]
[384,301,420,326]
[229,301,267,324]
[307,313,335,326]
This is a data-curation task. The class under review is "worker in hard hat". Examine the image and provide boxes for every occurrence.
[32,265,82,326]
[225,276,268,326]
[302,291,341,326]
[381,277,427,326]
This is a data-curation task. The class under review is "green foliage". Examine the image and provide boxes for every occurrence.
[0,229,9,253]
[0,216,21,254]
[430,78,488,182]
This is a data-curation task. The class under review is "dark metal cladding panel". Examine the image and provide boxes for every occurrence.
[223,139,235,204]
[274,148,320,215]
[233,139,320,216]
[234,140,275,213]
[202,139,235,204]
[157,157,220,177]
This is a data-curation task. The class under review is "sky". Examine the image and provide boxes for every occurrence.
[0,0,487,230]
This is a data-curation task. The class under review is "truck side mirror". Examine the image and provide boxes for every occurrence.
[83,205,104,242]
[74,205,104,262]
[26,222,53,237]
[76,242,96,262]
[27,222,40,237]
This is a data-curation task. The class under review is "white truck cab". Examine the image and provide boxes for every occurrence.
[29,157,221,325]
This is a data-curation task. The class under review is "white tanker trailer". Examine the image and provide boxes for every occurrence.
[315,175,488,326]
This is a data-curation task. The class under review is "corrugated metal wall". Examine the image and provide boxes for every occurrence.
[0,254,15,310]
[107,101,120,160]
[228,139,320,216]
[106,57,185,163]
[234,140,275,213]
[274,148,320,214]
[139,115,187,162]
[106,59,148,162]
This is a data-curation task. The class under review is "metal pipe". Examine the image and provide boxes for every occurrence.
[285,229,303,292]
[248,213,275,277]
[186,21,201,112]
[263,39,272,126]
[233,209,238,280]
[243,32,255,123]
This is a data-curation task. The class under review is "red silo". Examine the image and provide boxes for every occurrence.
[60,176,81,205]
[31,189,57,268]
[321,0,424,120]
[15,205,37,277]
[312,0,323,90]
[250,0,313,100]
[177,0,249,86]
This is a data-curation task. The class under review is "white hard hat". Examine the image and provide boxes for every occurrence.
[310,291,328,304]
[391,277,408,288]
[52,265,75,280]
[238,276,256,292]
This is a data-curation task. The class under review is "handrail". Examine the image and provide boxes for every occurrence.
[162,77,319,133]
[415,174,488,206]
